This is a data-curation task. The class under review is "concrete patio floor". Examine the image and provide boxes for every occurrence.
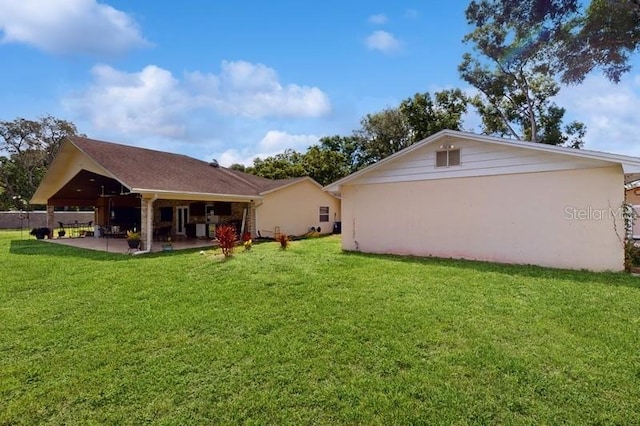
[44,235,217,254]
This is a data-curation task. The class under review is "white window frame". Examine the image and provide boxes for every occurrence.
[319,206,329,222]
[435,148,461,168]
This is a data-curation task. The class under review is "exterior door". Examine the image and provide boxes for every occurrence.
[176,206,189,235]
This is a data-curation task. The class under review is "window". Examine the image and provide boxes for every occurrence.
[319,206,329,222]
[213,202,232,216]
[435,148,461,167]
[160,207,173,222]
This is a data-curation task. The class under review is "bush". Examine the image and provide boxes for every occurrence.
[30,227,51,239]
[625,240,640,271]
[216,225,237,257]
[276,233,289,250]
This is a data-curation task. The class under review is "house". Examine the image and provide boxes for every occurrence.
[625,181,640,239]
[31,136,340,251]
[324,130,640,271]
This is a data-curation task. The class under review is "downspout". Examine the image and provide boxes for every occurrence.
[134,193,158,255]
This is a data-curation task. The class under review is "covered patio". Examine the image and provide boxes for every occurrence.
[30,136,260,253]
[31,135,340,252]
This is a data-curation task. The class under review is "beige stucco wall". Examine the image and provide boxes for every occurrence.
[341,166,625,271]
[257,180,341,237]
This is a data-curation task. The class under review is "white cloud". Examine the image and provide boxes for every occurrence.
[259,130,318,151]
[365,30,401,54]
[368,14,388,25]
[64,64,188,137]
[187,60,332,118]
[0,0,150,55]
[557,74,640,156]
[64,61,332,138]
[216,131,320,167]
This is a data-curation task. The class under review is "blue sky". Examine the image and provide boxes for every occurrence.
[1,0,640,166]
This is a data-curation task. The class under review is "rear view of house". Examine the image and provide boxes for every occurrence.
[325,130,640,271]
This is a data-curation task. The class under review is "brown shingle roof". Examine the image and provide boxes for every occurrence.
[225,169,309,193]
[69,136,305,196]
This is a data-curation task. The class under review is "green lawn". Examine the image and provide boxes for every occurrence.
[1,230,639,424]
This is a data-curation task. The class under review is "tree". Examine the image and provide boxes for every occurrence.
[559,0,640,83]
[463,0,640,84]
[247,89,470,181]
[460,0,585,147]
[0,116,79,210]
[229,163,246,172]
[249,149,306,180]
[318,135,364,174]
[357,107,413,166]
[399,89,469,142]
[302,145,350,186]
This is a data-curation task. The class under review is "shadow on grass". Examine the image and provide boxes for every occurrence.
[342,250,640,291]
[9,239,215,261]
[9,239,132,261]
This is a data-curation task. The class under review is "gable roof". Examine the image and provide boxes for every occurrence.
[32,136,316,204]
[324,130,640,193]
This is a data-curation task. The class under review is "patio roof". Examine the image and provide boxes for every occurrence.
[32,136,308,205]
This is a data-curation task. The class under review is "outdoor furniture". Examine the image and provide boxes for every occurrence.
[60,220,93,237]
[102,225,127,238]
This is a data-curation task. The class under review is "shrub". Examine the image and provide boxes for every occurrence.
[216,224,237,257]
[625,240,640,271]
[276,233,289,250]
[30,227,51,239]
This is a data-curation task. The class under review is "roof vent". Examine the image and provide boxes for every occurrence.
[209,159,219,168]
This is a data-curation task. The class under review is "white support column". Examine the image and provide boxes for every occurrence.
[142,194,157,252]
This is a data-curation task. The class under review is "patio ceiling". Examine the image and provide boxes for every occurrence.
[49,170,131,206]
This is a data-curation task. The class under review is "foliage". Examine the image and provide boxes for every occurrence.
[242,232,252,251]
[301,145,350,186]
[556,0,639,83]
[126,230,140,240]
[1,232,640,424]
[29,227,51,239]
[461,0,640,84]
[356,89,470,166]
[276,232,289,249]
[460,0,586,147]
[399,89,469,142]
[215,224,237,257]
[229,163,246,172]
[0,116,80,210]
[246,89,470,183]
[317,135,364,174]
[356,107,413,165]
[248,149,306,180]
[624,240,640,271]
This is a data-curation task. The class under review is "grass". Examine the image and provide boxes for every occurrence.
[1,230,639,424]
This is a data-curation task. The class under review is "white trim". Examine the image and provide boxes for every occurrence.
[324,130,640,193]
[132,189,261,202]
